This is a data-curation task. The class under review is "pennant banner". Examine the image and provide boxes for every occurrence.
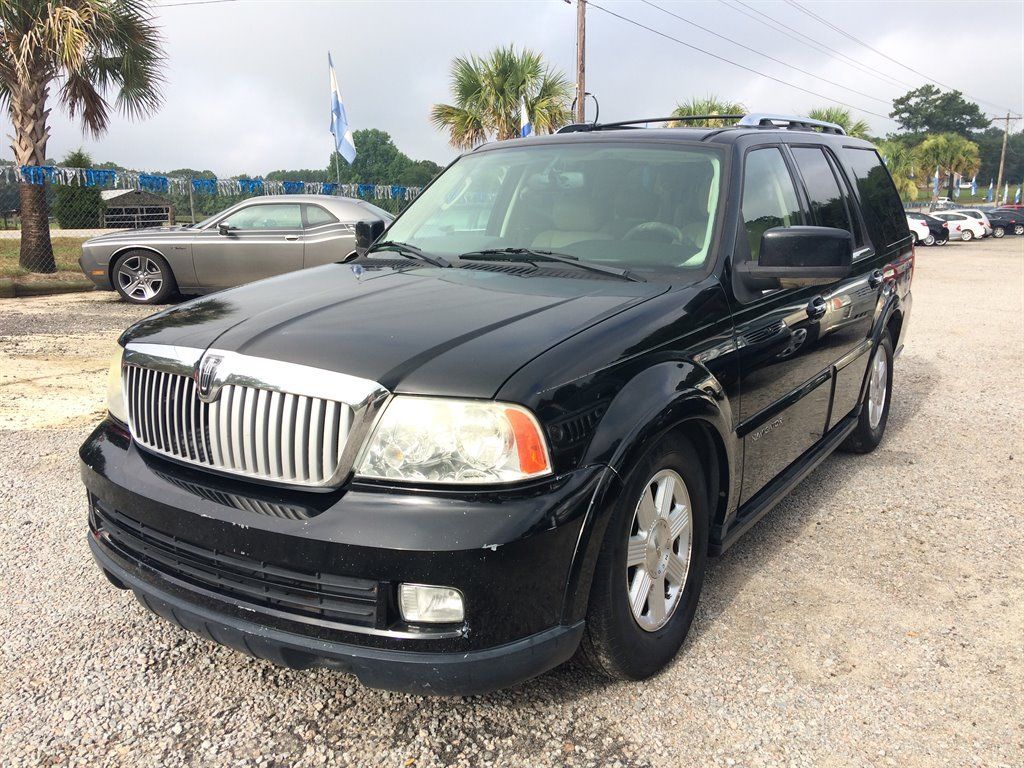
[2,163,422,203]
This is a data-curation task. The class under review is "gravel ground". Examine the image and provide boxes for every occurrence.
[1,238,1021,768]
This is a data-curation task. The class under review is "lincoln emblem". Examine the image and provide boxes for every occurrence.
[196,354,223,401]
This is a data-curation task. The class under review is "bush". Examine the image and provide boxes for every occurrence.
[52,185,104,228]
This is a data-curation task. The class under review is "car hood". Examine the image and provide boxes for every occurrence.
[121,262,669,398]
[86,226,196,244]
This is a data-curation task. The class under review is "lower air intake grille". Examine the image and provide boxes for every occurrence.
[91,500,380,628]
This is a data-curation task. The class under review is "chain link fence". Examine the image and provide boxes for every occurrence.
[0,165,421,276]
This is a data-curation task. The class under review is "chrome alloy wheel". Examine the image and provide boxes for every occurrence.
[116,254,164,301]
[867,347,888,430]
[625,469,693,632]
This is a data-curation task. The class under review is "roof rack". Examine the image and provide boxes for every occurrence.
[556,115,743,133]
[737,113,846,135]
[555,112,846,136]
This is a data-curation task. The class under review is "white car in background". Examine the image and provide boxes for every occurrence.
[931,212,986,242]
[951,209,993,236]
[906,215,932,245]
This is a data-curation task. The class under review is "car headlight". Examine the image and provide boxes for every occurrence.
[106,346,128,424]
[355,396,551,484]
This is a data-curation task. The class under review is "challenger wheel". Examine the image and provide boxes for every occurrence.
[841,331,893,454]
[581,434,708,680]
[113,250,177,304]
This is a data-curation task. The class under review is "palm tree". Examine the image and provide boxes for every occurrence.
[876,140,919,201]
[669,96,745,127]
[915,133,981,201]
[807,106,870,139]
[431,46,572,149]
[1,1,164,273]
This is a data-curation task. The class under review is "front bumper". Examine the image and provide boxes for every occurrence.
[81,420,607,694]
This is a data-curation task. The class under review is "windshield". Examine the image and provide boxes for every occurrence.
[384,142,723,275]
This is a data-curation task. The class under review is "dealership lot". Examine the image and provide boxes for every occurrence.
[1,238,1021,768]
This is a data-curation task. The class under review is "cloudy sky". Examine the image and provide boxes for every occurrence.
[4,0,1022,176]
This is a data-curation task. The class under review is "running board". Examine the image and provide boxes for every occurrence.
[710,414,858,556]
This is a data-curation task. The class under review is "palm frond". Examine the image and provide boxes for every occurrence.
[669,95,745,127]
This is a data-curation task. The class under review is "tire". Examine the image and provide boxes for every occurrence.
[112,250,178,304]
[841,331,893,454]
[960,229,973,242]
[935,236,948,246]
[993,227,1005,238]
[923,234,935,246]
[581,433,709,681]
[1014,224,1024,236]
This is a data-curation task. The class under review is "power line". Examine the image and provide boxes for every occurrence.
[585,0,890,120]
[785,0,1019,115]
[723,0,910,91]
[639,0,888,106]
[155,0,239,7]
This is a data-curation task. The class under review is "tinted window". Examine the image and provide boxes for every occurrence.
[792,147,852,234]
[222,204,302,230]
[304,205,338,227]
[741,147,801,261]
[841,147,906,248]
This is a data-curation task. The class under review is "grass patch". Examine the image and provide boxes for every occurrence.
[0,237,87,279]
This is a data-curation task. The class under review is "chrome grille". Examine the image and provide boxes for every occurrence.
[125,364,353,487]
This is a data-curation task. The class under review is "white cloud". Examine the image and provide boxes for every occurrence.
[2,0,1020,177]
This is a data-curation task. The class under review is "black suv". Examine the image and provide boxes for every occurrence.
[81,114,913,695]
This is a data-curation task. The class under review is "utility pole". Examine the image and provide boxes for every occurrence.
[575,0,586,123]
[995,112,1010,205]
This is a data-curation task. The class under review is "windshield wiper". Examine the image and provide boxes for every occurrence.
[458,248,645,282]
[368,240,451,268]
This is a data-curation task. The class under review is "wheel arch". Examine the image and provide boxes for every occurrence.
[560,361,738,625]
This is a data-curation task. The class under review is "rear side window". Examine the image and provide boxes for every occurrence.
[841,147,907,248]
[304,205,338,227]
[791,147,853,234]
[741,148,801,261]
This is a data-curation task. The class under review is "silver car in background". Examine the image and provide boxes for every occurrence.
[79,195,393,304]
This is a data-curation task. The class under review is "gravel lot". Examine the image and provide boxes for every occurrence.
[1,238,1021,768]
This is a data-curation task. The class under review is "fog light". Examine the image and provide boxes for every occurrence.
[398,584,464,623]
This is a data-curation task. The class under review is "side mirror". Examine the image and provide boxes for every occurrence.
[217,222,235,236]
[735,226,852,289]
[354,219,386,252]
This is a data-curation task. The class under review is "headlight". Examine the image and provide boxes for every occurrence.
[355,396,551,484]
[106,346,128,424]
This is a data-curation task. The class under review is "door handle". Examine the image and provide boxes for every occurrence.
[807,296,827,321]
[868,269,884,288]
[284,235,300,241]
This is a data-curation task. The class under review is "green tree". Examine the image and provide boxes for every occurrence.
[400,159,443,187]
[329,128,414,184]
[972,127,1024,188]
[431,45,572,149]
[807,106,871,139]
[915,133,981,200]
[890,85,989,136]
[669,96,745,127]
[1,0,164,272]
[52,149,104,227]
[875,140,920,201]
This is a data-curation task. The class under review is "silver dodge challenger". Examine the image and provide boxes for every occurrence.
[79,194,393,304]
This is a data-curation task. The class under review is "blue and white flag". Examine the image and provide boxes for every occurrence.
[987,180,994,202]
[1017,186,1022,204]
[520,96,533,138]
[329,53,356,164]
[932,167,940,196]
[970,175,977,196]
[1004,182,1010,203]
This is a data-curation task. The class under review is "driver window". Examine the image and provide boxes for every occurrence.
[741,148,801,261]
[222,204,302,230]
